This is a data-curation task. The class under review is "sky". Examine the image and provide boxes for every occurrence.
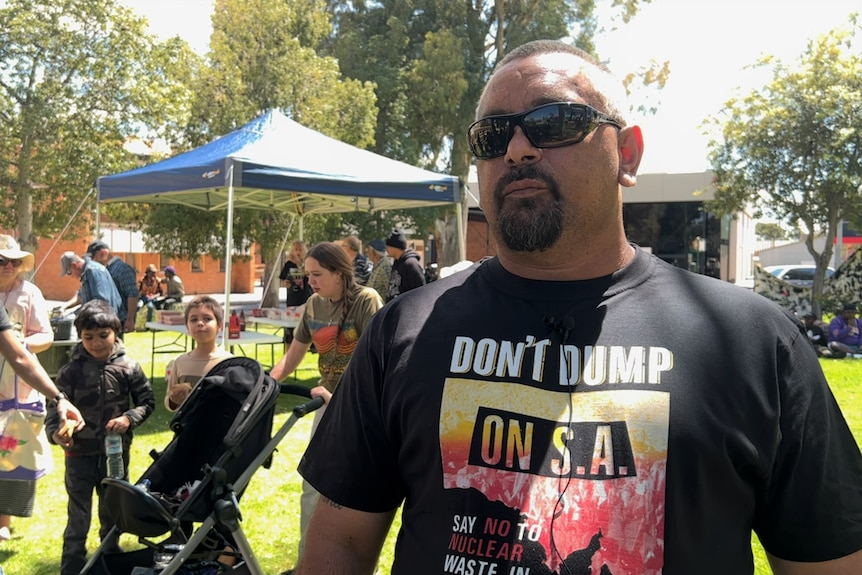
[120,0,859,175]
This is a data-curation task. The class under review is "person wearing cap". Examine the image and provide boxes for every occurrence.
[87,241,139,334]
[364,238,392,301]
[828,303,862,356]
[385,228,425,300]
[0,235,56,540]
[154,265,185,310]
[340,235,372,285]
[138,264,163,322]
[60,252,124,335]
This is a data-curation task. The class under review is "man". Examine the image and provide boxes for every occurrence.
[296,41,862,574]
[384,228,425,300]
[341,235,372,284]
[364,239,392,300]
[60,252,124,333]
[87,240,139,334]
[828,303,862,356]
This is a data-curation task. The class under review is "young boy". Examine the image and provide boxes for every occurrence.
[164,295,232,412]
[45,300,155,575]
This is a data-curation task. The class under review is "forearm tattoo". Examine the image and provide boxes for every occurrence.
[321,496,343,510]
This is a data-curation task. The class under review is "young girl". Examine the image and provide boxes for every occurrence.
[269,241,384,567]
[164,295,233,412]
[46,300,154,575]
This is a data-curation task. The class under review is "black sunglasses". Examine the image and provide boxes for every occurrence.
[467,102,623,159]
[0,258,23,268]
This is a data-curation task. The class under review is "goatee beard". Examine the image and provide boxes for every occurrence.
[493,166,563,252]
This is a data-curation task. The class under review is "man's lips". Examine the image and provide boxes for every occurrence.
[501,179,548,197]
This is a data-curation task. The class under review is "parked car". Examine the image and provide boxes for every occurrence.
[764,264,834,287]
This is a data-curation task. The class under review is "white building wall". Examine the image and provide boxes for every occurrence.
[754,238,828,268]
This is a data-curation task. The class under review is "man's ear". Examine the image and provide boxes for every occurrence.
[618,125,644,188]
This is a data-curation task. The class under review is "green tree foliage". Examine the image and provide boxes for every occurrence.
[321,0,661,264]
[706,16,862,316]
[0,0,198,250]
[755,222,790,242]
[142,0,383,306]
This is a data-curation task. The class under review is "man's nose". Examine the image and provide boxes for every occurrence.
[505,126,541,165]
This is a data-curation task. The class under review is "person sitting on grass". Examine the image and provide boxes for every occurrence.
[802,313,832,357]
[164,295,233,412]
[46,300,154,575]
[828,302,862,357]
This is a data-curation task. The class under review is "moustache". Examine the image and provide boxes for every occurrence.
[493,165,560,201]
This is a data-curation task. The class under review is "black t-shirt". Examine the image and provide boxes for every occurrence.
[300,249,862,574]
[279,261,312,307]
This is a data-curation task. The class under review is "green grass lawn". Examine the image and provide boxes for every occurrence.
[1,332,859,574]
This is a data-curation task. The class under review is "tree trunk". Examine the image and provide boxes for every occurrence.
[260,244,283,308]
[16,136,36,252]
[436,213,461,267]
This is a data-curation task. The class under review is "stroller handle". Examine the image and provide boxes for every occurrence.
[279,384,326,417]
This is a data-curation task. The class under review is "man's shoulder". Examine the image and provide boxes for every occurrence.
[113,259,136,275]
[84,259,109,274]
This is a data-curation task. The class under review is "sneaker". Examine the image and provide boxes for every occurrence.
[0,526,10,541]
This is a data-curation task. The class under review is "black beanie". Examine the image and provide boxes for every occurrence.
[385,228,408,250]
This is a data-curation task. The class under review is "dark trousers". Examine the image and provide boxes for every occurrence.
[61,452,129,575]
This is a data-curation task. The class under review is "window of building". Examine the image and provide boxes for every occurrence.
[623,201,721,277]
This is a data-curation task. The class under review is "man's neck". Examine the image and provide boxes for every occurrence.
[497,242,636,281]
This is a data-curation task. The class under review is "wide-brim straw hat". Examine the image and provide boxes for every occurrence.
[0,235,35,272]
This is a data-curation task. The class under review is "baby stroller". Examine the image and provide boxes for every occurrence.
[80,356,324,575]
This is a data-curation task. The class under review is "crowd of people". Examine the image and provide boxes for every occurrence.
[279,229,426,303]
[0,228,429,573]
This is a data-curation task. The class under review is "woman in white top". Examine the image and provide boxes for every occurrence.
[0,235,54,540]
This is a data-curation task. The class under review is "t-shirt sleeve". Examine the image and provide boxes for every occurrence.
[292,300,314,345]
[354,288,384,335]
[298,313,404,512]
[754,332,862,561]
[25,284,53,339]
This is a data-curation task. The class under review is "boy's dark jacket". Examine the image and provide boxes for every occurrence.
[45,341,155,455]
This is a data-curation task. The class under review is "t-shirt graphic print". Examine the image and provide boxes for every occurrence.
[440,378,669,575]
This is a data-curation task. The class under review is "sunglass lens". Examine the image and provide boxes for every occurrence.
[469,117,511,159]
[0,258,22,268]
[523,104,588,147]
